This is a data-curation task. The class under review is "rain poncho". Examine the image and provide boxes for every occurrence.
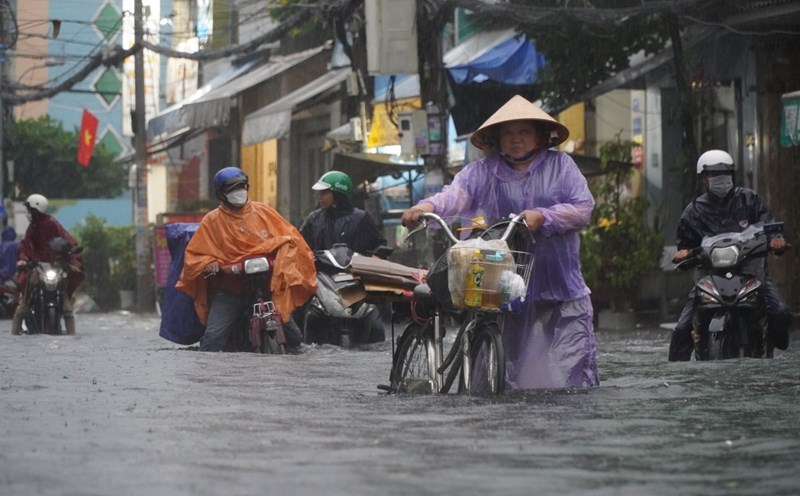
[176,201,317,324]
[419,150,599,388]
[0,226,18,281]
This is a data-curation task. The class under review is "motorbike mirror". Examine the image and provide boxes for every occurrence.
[764,221,784,237]
[372,246,394,259]
[48,237,73,255]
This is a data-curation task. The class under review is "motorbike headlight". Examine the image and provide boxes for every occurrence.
[243,257,270,274]
[44,270,59,284]
[710,246,739,268]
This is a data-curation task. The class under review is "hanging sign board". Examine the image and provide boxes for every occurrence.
[780,90,800,147]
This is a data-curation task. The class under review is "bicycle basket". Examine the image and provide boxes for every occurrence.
[447,238,533,311]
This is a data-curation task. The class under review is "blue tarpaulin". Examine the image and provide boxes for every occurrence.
[447,34,545,86]
[159,222,205,345]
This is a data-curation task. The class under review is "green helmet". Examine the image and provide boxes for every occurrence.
[312,170,353,196]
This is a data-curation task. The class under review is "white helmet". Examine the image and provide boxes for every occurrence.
[696,149,735,175]
[25,194,49,214]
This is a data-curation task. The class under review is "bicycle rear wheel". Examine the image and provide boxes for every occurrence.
[390,323,436,394]
[466,324,505,395]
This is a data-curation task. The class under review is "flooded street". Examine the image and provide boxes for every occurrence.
[1,312,799,496]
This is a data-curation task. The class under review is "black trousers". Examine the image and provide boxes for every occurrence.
[668,279,791,360]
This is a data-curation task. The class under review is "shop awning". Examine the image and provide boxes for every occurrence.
[332,152,423,187]
[241,68,350,146]
[446,30,544,86]
[444,28,517,67]
[147,45,327,141]
[147,60,257,140]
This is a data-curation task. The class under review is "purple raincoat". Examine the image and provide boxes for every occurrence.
[420,150,599,388]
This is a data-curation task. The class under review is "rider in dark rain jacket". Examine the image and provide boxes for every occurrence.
[299,171,387,343]
[669,149,791,360]
[299,171,385,255]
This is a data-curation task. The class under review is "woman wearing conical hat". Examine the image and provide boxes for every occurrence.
[401,95,598,389]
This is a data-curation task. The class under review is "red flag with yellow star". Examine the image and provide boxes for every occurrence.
[77,109,99,167]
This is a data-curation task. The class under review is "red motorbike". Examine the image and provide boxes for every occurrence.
[210,255,289,354]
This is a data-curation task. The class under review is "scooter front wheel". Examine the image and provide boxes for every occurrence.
[260,330,285,354]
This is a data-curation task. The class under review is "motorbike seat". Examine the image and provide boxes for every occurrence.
[413,283,436,305]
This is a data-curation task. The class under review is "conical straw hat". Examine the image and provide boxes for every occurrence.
[469,95,569,150]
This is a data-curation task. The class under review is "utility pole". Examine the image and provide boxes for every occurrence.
[416,1,450,177]
[134,0,154,312]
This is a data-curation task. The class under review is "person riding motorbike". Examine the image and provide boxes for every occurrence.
[300,171,386,255]
[176,167,316,352]
[669,149,791,360]
[299,170,387,343]
[11,194,84,335]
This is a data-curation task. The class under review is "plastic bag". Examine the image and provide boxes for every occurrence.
[446,238,513,309]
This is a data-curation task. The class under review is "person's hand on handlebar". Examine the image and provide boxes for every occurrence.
[520,210,545,233]
[770,236,787,253]
[204,261,220,276]
[401,204,434,229]
[672,249,691,263]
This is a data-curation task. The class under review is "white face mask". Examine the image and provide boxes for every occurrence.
[225,189,248,207]
[707,175,733,198]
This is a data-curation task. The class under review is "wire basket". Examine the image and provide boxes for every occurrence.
[447,245,534,311]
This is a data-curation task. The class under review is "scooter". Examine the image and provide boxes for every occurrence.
[303,244,391,348]
[210,255,290,354]
[23,237,82,335]
[675,221,788,359]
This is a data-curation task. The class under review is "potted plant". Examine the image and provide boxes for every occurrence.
[580,138,664,325]
[108,225,137,309]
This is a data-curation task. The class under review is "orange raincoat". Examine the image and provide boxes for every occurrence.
[176,201,317,324]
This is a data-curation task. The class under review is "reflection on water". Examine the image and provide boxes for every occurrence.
[2,314,798,496]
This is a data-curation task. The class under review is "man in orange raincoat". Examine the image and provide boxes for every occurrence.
[176,167,316,351]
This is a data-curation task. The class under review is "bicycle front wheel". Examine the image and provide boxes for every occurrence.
[391,323,436,394]
[466,324,505,395]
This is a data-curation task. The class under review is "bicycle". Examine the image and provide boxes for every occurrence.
[388,212,534,395]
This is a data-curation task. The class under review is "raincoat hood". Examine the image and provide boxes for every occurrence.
[176,201,316,323]
[470,95,569,151]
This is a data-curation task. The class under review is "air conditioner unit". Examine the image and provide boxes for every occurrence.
[365,0,418,75]
[350,117,363,142]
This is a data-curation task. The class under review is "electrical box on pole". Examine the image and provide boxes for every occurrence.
[398,109,429,156]
[365,0,418,75]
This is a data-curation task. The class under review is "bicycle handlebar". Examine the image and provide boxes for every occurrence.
[416,212,529,245]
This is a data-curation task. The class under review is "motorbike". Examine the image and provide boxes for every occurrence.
[23,237,82,335]
[303,244,392,348]
[674,221,787,360]
[209,255,292,354]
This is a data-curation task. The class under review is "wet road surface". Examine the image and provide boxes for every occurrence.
[1,312,799,495]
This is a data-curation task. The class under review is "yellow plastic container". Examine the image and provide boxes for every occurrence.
[464,250,484,307]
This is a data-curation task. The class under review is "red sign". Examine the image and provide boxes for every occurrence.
[153,226,170,288]
[632,144,644,170]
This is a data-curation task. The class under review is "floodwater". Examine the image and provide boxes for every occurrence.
[1,312,799,496]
